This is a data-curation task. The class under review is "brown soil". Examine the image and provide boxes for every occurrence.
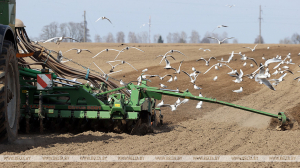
[2,43,300,167]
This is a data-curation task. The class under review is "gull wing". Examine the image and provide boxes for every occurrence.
[196,58,206,62]
[82,49,92,53]
[220,37,234,43]
[264,58,282,67]
[43,37,60,43]
[64,48,77,53]
[125,62,138,71]
[204,63,219,74]
[181,70,191,79]
[247,57,258,66]
[208,57,216,61]
[260,78,276,91]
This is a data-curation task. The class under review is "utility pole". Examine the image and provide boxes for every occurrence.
[258,5,262,44]
[84,10,86,42]
[149,16,151,43]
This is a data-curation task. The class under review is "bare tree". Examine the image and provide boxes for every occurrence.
[39,22,59,40]
[189,30,200,43]
[39,25,51,40]
[172,32,180,43]
[105,32,115,43]
[279,37,292,44]
[201,31,211,43]
[116,31,125,43]
[254,35,264,44]
[94,34,102,42]
[153,34,161,43]
[39,21,91,42]
[220,32,229,44]
[179,31,187,43]
[166,33,172,43]
[59,23,68,37]
[49,22,59,38]
[232,38,238,44]
[291,33,300,44]
[209,32,220,43]
[128,32,137,43]
[137,31,148,43]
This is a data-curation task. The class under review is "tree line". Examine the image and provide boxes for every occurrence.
[38,21,300,44]
[38,22,240,44]
[279,33,300,44]
[38,21,92,42]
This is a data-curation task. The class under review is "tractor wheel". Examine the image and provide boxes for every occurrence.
[0,40,20,143]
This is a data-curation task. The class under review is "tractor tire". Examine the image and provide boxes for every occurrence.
[0,40,20,143]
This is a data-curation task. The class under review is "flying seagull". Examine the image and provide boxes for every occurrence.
[219,51,235,63]
[207,37,234,44]
[155,55,176,61]
[163,58,172,69]
[226,4,235,8]
[107,60,138,72]
[114,46,144,60]
[199,48,211,51]
[93,62,122,77]
[95,16,112,24]
[157,49,187,64]
[149,74,173,80]
[182,70,200,83]
[43,36,79,45]
[254,64,275,90]
[92,48,124,58]
[64,48,92,54]
[168,60,184,74]
[238,53,258,66]
[196,57,216,66]
[212,25,228,32]
[269,73,287,86]
[230,69,244,83]
[243,44,258,52]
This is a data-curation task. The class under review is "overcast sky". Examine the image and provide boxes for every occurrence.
[16,0,300,44]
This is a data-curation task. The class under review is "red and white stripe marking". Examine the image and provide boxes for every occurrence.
[37,74,52,90]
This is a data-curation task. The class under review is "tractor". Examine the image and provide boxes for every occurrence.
[0,0,290,144]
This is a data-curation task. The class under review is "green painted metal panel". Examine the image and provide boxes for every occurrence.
[127,112,138,120]
[32,109,39,113]
[125,106,141,111]
[47,110,59,118]
[48,109,54,114]
[86,111,98,119]
[60,110,71,118]
[0,0,15,28]
[99,111,111,119]
[73,111,85,118]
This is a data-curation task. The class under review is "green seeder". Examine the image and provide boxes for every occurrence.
[18,67,289,134]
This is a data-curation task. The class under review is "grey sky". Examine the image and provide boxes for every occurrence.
[16,0,300,43]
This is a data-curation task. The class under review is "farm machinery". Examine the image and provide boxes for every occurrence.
[0,0,291,143]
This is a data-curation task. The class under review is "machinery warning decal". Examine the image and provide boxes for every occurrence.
[37,74,53,90]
